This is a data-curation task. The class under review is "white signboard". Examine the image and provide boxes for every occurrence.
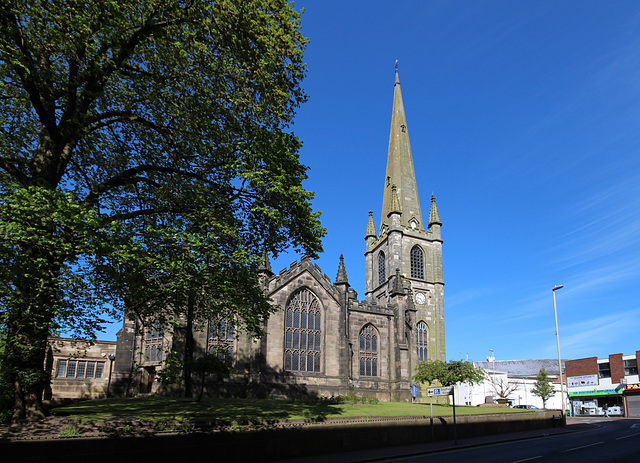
[427,386,453,396]
[567,374,599,388]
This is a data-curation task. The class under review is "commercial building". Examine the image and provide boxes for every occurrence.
[456,359,566,410]
[565,352,639,417]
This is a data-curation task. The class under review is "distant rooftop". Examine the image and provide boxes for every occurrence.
[474,359,565,377]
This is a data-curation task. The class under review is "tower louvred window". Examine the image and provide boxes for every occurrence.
[417,321,428,361]
[410,246,424,279]
[378,252,386,284]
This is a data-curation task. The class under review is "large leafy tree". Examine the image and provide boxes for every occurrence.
[413,360,485,388]
[0,0,324,421]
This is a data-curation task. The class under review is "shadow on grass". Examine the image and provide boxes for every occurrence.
[50,396,344,425]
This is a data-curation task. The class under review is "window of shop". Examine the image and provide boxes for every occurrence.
[598,362,611,378]
[625,359,638,376]
[570,396,624,416]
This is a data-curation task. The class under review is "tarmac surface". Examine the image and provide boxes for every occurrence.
[274,416,614,463]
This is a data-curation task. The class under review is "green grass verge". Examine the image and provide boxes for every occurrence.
[50,397,528,423]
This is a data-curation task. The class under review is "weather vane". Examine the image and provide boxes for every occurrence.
[395,59,398,70]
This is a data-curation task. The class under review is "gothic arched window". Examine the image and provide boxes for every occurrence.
[144,320,163,363]
[359,325,379,377]
[417,321,428,361]
[285,289,321,373]
[410,245,424,279]
[208,318,235,362]
[378,252,386,285]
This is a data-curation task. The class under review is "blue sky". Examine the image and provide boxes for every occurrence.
[104,1,640,363]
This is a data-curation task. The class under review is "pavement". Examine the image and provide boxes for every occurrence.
[273,417,610,463]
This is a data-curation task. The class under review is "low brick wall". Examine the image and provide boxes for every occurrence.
[1,411,562,462]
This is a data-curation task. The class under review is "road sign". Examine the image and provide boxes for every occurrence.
[427,386,453,396]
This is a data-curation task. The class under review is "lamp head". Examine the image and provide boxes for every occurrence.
[553,285,564,291]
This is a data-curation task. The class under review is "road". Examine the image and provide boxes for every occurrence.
[379,418,640,463]
[277,417,640,463]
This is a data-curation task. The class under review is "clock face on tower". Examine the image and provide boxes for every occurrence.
[415,292,426,305]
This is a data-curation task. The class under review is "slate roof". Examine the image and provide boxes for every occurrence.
[473,359,565,377]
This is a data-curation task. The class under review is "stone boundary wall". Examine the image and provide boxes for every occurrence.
[1,411,562,462]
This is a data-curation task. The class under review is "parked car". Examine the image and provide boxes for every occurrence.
[514,405,543,410]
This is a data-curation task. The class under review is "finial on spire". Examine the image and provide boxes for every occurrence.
[388,184,402,216]
[335,254,349,284]
[428,194,442,227]
[395,59,398,71]
[365,210,377,239]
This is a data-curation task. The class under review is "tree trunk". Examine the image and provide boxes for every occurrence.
[3,316,50,422]
[1,245,60,421]
[183,286,195,398]
[197,373,205,402]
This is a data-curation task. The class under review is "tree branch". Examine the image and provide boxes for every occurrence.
[0,5,58,143]
[83,164,209,206]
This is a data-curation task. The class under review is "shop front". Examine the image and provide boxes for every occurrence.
[624,383,640,417]
[569,388,624,417]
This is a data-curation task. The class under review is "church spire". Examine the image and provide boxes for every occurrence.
[380,68,423,231]
[365,211,377,239]
[335,254,349,284]
[428,194,442,227]
[388,184,402,216]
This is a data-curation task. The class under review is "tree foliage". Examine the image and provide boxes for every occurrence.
[0,0,324,420]
[531,368,555,409]
[413,360,485,387]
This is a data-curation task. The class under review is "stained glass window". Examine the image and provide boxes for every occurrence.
[144,320,163,363]
[359,325,379,377]
[285,289,321,372]
[208,318,235,362]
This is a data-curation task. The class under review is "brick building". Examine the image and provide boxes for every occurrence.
[565,352,640,416]
[459,359,566,410]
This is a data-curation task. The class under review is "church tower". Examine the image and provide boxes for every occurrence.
[364,69,446,363]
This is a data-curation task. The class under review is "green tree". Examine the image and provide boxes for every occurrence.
[189,353,232,402]
[413,359,485,387]
[0,0,323,421]
[531,368,555,409]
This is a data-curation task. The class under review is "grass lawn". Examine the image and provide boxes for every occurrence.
[50,396,528,423]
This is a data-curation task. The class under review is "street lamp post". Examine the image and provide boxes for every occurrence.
[107,353,116,398]
[490,349,495,381]
[553,285,565,419]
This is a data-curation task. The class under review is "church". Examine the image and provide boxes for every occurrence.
[48,71,446,402]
